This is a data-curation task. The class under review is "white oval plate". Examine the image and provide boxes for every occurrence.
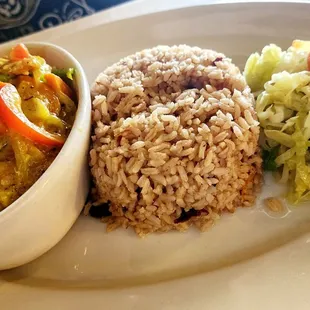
[2,2,310,309]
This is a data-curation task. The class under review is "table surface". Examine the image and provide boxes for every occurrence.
[2,0,307,46]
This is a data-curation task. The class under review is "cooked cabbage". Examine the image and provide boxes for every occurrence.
[244,44,282,92]
[244,43,310,93]
[245,40,310,203]
[253,70,310,203]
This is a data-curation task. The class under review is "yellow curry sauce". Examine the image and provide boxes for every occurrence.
[0,43,76,210]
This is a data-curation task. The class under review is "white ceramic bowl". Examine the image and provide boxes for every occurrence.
[0,42,91,270]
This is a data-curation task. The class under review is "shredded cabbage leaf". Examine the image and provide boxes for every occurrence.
[253,71,310,203]
[244,43,310,93]
[245,40,310,204]
[244,44,282,92]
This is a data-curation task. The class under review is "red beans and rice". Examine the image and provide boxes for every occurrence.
[88,45,262,236]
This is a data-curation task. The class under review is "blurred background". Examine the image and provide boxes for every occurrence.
[0,0,131,43]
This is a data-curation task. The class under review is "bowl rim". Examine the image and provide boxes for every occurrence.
[0,41,90,221]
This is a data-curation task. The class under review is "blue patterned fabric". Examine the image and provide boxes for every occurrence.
[0,0,130,43]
